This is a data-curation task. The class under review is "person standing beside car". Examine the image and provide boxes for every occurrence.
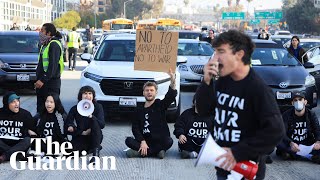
[287,36,308,64]
[35,23,64,114]
[66,27,81,71]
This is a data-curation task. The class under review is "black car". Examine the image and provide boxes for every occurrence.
[0,31,39,89]
[252,39,317,111]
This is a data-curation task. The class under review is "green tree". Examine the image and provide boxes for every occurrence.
[284,0,320,33]
[53,11,81,30]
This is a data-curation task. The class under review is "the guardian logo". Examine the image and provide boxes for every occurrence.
[9,137,117,170]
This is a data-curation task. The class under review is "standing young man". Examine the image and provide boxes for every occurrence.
[125,70,176,159]
[195,30,285,179]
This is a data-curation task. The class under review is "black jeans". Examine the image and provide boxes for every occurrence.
[36,79,61,113]
[0,137,31,160]
[125,136,173,156]
[68,47,78,69]
[277,141,320,158]
[178,137,202,153]
[71,119,103,152]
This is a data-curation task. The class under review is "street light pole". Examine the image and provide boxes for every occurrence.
[94,0,97,28]
[124,0,133,19]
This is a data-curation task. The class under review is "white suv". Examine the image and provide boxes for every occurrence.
[80,34,183,122]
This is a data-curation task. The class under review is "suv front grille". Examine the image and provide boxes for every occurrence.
[269,85,303,89]
[100,78,155,96]
[190,65,204,75]
[2,63,37,72]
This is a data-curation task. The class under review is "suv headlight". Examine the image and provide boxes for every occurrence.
[83,72,103,83]
[178,64,188,71]
[0,60,9,69]
[305,75,316,87]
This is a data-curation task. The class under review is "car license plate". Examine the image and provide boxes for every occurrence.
[17,74,30,81]
[276,91,291,99]
[119,97,137,107]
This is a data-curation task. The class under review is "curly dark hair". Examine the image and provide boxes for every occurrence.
[77,85,96,103]
[212,30,255,65]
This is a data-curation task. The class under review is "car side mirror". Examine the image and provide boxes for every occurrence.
[177,56,187,66]
[80,53,92,63]
[303,62,314,69]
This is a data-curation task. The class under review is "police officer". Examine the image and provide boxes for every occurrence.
[35,23,64,114]
[66,27,81,71]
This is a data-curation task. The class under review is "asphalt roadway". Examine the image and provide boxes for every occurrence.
[0,61,319,180]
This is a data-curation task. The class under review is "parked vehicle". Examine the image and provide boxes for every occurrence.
[0,31,39,90]
[251,39,317,111]
[177,39,213,86]
[80,34,186,122]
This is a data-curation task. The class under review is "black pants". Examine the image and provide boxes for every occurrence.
[125,136,173,156]
[0,137,31,160]
[277,141,320,158]
[36,79,61,113]
[71,119,103,152]
[68,47,78,69]
[178,137,202,153]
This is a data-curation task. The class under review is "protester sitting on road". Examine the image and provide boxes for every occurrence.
[29,94,67,154]
[276,91,320,164]
[66,86,105,164]
[125,69,176,159]
[174,96,213,159]
[0,92,34,163]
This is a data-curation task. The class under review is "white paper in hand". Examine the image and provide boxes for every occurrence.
[297,144,314,157]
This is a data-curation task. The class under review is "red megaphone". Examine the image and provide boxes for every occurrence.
[233,161,258,180]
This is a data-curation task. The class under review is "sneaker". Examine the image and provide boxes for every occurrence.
[126,149,140,158]
[72,68,75,71]
[181,150,191,159]
[68,67,72,70]
[157,150,166,159]
[265,155,273,164]
[311,155,320,164]
[190,151,198,159]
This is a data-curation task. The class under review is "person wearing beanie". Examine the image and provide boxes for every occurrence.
[0,92,35,163]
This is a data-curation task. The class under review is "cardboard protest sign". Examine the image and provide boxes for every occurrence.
[134,30,179,72]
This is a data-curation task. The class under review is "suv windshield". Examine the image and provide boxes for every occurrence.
[95,40,135,61]
[252,48,300,66]
[178,42,213,56]
[0,35,39,53]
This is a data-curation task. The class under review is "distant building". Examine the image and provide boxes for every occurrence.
[0,0,66,31]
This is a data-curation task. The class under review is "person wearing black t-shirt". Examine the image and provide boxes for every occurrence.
[195,30,285,180]
[125,69,177,159]
[66,86,105,164]
[0,92,34,163]
[29,94,67,154]
[276,92,320,164]
[174,97,213,159]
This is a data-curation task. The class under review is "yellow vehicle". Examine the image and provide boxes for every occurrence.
[102,18,134,31]
[137,18,182,30]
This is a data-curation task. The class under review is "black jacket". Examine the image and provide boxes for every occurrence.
[174,108,214,145]
[36,37,62,84]
[282,107,320,146]
[195,69,285,162]
[132,87,177,142]
[33,112,67,142]
[66,102,105,136]
[287,46,308,63]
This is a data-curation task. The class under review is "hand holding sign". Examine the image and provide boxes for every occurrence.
[168,68,176,89]
[134,30,179,72]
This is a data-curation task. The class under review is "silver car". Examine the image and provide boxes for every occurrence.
[177,39,214,86]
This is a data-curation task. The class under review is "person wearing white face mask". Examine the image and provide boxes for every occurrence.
[276,91,320,164]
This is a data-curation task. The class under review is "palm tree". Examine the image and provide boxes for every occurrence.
[236,0,241,6]
[228,0,232,7]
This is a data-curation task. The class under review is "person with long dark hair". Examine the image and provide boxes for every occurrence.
[287,36,308,63]
[35,23,64,114]
[66,86,105,164]
[29,94,67,154]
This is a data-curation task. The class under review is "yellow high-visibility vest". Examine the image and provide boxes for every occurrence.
[39,40,64,74]
[67,31,80,48]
